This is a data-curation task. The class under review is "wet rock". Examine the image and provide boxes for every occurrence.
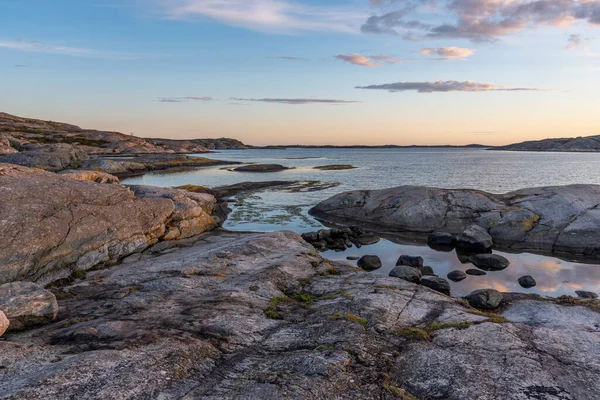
[396,255,424,268]
[233,164,289,173]
[575,290,599,299]
[389,265,422,283]
[466,269,487,276]
[456,225,493,253]
[427,232,456,247]
[465,289,503,309]
[420,276,450,295]
[352,233,380,246]
[0,282,58,332]
[469,254,510,271]
[313,164,357,170]
[0,310,8,336]
[447,270,467,282]
[357,255,382,272]
[419,266,435,276]
[346,256,360,261]
[518,275,537,288]
[301,232,319,242]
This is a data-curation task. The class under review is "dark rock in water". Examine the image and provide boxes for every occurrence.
[301,232,319,242]
[456,225,493,253]
[396,255,424,268]
[0,282,58,332]
[518,275,537,288]
[313,164,357,171]
[357,255,382,272]
[318,229,331,241]
[427,232,456,247]
[233,164,289,173]
[469,254,510,271]
[420,276,450,295]
[447,270,467,282]
[419,266,436,276]
[576,290,599,299]
[466,269,487,276]
[465,289,503,309]
[350,226,365,236]
[352,233,380,246]
[346,256,360,261]
[389,265,422,283]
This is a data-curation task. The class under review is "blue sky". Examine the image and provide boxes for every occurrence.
[1,0,598,145]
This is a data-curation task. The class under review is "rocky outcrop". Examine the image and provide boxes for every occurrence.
[0,163,220,286]
[0,143,89,171]
[147,137,248,151]
[0,282,58,332]
[0,231,599,399]
[309,185,600,259]
[59,169,120,184]
[493,134,600,152]
[0,134,18,155]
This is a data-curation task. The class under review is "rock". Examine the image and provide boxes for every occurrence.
[301,232,319,242]
[346,256,360,261]
[357,255,382,271]
[59,169,120,184]
[310,185,600,258]
[465,289,503,309]
[493,134,600,152]
[313,165,357,170]
[148,137,248,150]
[466,269,487,276]
[419,266,435,276]
[389,265,422,283]
[518,275,537,288]
[469,254,510,271]
[352,233,380,246]
[447,270,467,282]
[0,143,89,171]
[0,164,220,285]
[0,282,58,331]
[427,232,456,247]
[233,164,289,173]
[575,290,599,299]
[456,225,493,253]
[0,310,8,336]
[420,276,450,295]
[396,255,424,268]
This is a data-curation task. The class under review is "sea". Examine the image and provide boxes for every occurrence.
[124,147,600,297]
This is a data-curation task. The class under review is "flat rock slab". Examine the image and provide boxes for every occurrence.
[233,164,289,173]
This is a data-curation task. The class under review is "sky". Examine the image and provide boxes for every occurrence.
[0,0,599,146]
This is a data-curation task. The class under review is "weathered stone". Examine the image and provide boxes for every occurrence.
[0,143,89,171]
[456,225,494,253]
[419,266,435,276]
[357,255,382,271]
[0,310,8,336]
[466,268,487,276]
[469,254,510,271]
[59,169,120,184]
[465,289,503,309]
[576,290,599,299]
[420,276,450,295]
[447,270,467,282]
[389,265,422,283]
[396,255,424,268]
[0,282,58,331]
[518,275,537,288]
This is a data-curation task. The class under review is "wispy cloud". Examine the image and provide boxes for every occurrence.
[230,97,360,105]
[334,53,401,66]
[421,46,475,60]
[566,33,592,50]
[267,56,308,61]
[158,96,215,103]
[356,80,542,93]
[0,39,162,59]
[158,0,364,34]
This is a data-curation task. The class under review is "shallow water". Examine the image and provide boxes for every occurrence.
[124,147,600,297]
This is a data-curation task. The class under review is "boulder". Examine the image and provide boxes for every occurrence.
[0,282,58,331]
[575,291,599,299]
[447,270,467,282]
[469,254,510,271]
[233,164,289,173]
[466,269,487,276]
[396,255,424,268]
[456,225,493,253]
[518,275,537,288]
[427,232,456,247]
[0,310,8,336]
[419,266,435,276]
[357,255,382,271]
[465,289,503,309]
[420,276,450,295]
[389,265,422,283]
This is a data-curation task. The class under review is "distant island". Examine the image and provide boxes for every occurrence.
[492,134,600,152]
[256,144,489,149]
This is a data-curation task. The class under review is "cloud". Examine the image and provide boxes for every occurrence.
[230,97,360,104]
[566,33,592,49]
[334,53,402,66]
[159,0,364,34]
[0,39,159,59]
[356,80,542,93]
[158,97,214,103]
[267,56,308,61]
[362,0,600,42]
[421,46,475,59]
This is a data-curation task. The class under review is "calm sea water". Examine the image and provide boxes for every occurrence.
[124,148,600,297]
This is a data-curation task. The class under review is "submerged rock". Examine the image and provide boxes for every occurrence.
[465,289,503,309]
[466,269,487,276]
[420,276,451,295]
[518,275,537,288]
[456,225,494,253]
[427,232,456,247]
[447,270,467,282]
[346,256,360,261]
[389,265,422,283]
[469,254,510,271]
[233,164,289,173]
[352,233,380,246]
[396,255,424,268]
[576,290,599,299]
[0,282,58,332]
[313,164,357,170]
[357,255,382,271]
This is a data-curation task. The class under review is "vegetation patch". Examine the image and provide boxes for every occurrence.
[264,296,294,320]
[392,327,431,341]
[321,290,354,300]
[329,312,367,327]
[381,373,418,400]
[292,292,315,306]
[425,321,472,332]
[468,310,509,323]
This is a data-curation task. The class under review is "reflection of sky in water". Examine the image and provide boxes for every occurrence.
[124,148,600,298]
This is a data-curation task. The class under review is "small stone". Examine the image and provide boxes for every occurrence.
[0,310,9,337]
[357,255,382,272]
[456,225,493,253]
[465,289,503,309]
[346,256,360,261]
[466,269,487,276]
[420,276,451,295]
[447,270,467,282]
[389,265,422,283]
[518,275,536,288]
[575,290,599,299]
[469,254,510,271]
[0,282,58,332]
[396,255,424,268]
[419,266,436,276]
